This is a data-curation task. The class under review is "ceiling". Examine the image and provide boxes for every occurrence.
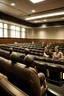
[0,0,64,24]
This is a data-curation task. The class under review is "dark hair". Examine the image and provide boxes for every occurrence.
[24,48,30,55]
[23,54,34,67]
[57,46,60,50]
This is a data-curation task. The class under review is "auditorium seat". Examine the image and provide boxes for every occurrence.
[47,64,63,86]
[0,49,10,59]
[0,73,28,96]
[0,55,48,96]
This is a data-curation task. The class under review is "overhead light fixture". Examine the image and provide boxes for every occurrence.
[25,11,64,20]
[34,21,40,23]
[30,0,45,3]
[32,10,35,13]
[34,21,38,22]
[43,19,47,21]
[11,3,15,6]
[41,24,47,28]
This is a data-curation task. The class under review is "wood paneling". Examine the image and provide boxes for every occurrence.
[0,38,64,44]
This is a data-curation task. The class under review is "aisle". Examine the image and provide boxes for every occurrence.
[47,82,64,96]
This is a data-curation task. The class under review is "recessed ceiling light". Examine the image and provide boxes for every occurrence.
[11,3,15,6]
[25,11,64,20]
[30,0,45,3]
[43,19,47,21]
[34,21,40,23]
[34,21,38,22]
[41,24,47,28]
[32,10,35,13]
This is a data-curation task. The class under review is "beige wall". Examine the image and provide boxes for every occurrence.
[26,28,35,39]
[26,27,64,39]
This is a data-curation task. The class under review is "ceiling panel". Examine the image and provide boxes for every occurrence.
[0,0,64,23]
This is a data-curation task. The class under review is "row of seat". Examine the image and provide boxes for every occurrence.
[34,60,64,86]
[0,48,64,65]
[0,48,64,86]
[9,52,64,86]
[0,55,48,96]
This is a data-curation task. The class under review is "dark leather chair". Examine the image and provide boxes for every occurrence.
[0,55,48,96]
[0,49,10,59]
[47,63,63,86]
[0,73,28,96]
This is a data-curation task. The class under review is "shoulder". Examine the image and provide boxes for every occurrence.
[29,67,37,74]
[59,51,63,55]
[53,52,56,55]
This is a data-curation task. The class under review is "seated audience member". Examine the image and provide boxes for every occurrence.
[48,47,53,58]
[43,47,49,58]
[23,54,37,73]
[42,42,45,47]
[32,41,34,44]
[24,48,30,55]
[52,46,64,60]
[18,46,22,49]
[23,55,47,88]
[43,43,53,58]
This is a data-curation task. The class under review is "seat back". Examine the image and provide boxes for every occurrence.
[0,57,41,96]
[13,64,41,96]
[0,49,10,59]
[0,76,28,96]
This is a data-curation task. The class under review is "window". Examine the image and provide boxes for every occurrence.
[11,25,15,30]
[10,25,15,38]
[0,22,26,38]
[10,25,20,38]
[4,24,7,29]
[4,24,8,37]
[0,23,3,28]
[0,29,3,37]
[16,27,20,38]
[0,23,3,37]
[21,28,25,38]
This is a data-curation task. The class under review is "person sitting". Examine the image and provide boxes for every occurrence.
[18,46,22,49]
[23,54,47,88]
[43,43,53,58]
[48,47,53,58]
[43,47,49,58]
[24,48,30,55]
[52,46,64,60]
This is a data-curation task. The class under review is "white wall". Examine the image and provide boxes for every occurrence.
[26,27,64,39]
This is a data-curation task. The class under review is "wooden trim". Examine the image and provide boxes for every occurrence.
[0,38,64,44]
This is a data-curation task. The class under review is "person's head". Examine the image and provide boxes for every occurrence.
[55,46,60,53]
[19,46,22,49]
[23,54,34,68]
[44,47,49,53]
[48,43,52,47]
[9,48,13,54]
[24,48,30,55]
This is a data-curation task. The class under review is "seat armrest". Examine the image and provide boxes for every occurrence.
[0,78,28,96]
[0,73,8,80]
